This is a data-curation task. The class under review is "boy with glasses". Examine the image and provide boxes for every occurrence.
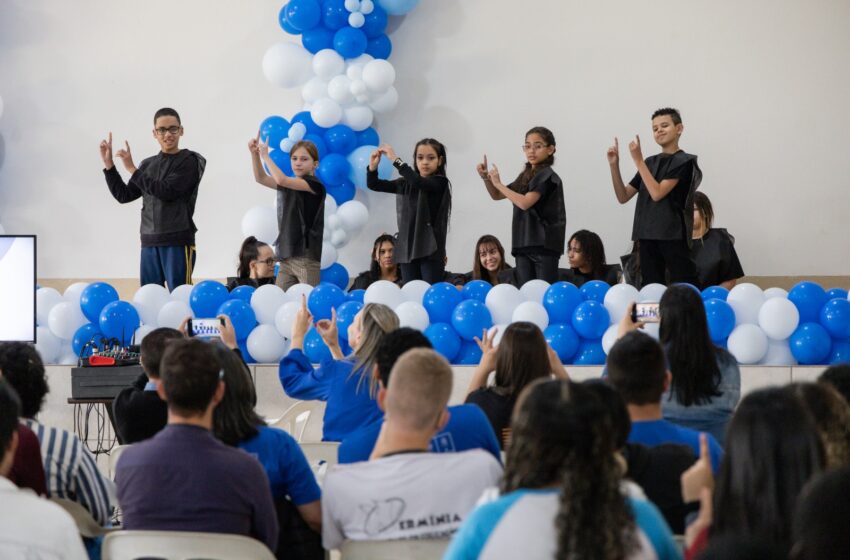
[100,107,206,290]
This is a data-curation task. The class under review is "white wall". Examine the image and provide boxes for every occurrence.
[1,0,849,280]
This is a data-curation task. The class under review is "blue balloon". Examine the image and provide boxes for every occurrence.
[701,285,730,301]
[321,0,349,30]
[790,323,832,365]
[333,27,368,58]
[827,288,849,301]
[336,301,363,341]
[326,180,356,205]
[324,125,357,155]
[829,340,850,364]
[356,127,380,147]
[424,323,461,362]
[80,282,119,323]
[317,153,352,187]
[704,298,736,342]
[278,5,302,34]
[820,298,850,339]
[304,327,332,363]
[451,299,493,341]
[362,4,388,37]
[99,301,140,345]
[454,340,483,365]
[788,281,828,323]
[365,34,392,59]
[268,149,294,176]
[307,282,346,321]
[580,280,609,303]
[377,0,420,15]
[217,299,257,341]
[302,25,334,53]
[304,133,327,160]
[321,262,350,290]
[229,285,255,303]
[347,289,366,303]
[259,115,290,150]
[423,282,464,324]
[72,323,103,357]
[462,280,492,303]
[571,301,610,339]
[347,145,393,188]
[574,339,606,365]
[283,0,321,31]
[544,323,580,362]
[291,111,327,137]
[190,280,229,318]
[543,282,582,324]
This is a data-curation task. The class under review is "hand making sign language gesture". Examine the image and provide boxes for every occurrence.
[628,135,644,166]
[476,154,489,180]
[606,137,619,165]
[99,132,114,170]
[115,139,137,174]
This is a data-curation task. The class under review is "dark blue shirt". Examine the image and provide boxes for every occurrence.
[628,419,723,473]
[237,426,321,505]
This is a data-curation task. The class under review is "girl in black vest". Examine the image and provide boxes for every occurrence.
[366,139,451,285]
[250,135,326,290]
[478,127,566,285]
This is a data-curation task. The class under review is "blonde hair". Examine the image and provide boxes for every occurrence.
[352,303,399,395]
[385,348,453,432]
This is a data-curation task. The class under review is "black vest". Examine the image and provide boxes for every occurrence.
[275,177,325,261]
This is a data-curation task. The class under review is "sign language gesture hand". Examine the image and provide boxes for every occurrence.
[476,154,489,180]
[248,130,261,154]
[115,140,137,174]
[368,148,382,171]
[378,143,398,162]
[606,137,620,165]
[487,163,502,186]
[99,132,114,169]
[628,135,643,165]
[257,137,270,161]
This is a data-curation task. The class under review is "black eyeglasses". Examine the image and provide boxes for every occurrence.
[155,126,181,136]
[254,257,275,266]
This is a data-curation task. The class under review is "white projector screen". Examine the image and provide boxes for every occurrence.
[0,236,36,342]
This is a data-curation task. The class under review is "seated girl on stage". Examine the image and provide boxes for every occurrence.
[226,236,276,291]
[350,234,402,291]
[563,230,621,287]
[453,235,513,287]
[692,191,744,289]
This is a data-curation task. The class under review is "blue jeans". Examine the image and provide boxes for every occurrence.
[140,246,195,291]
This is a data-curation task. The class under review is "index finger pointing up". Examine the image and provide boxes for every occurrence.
[108,132,112,145]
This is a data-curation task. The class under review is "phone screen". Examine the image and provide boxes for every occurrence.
[188,318,223,338]
[633,302,661,323]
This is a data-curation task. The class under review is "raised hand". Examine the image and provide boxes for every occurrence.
[628,135,643,164]
[476,154,489,179]
[292,294,313,340]
[368,149,382,171]
[248,130,260,154]
[487,163,501,186]
[115,140,136,173]
[606,137,619,165]
[99,132,114,168]
[379,143,398,161]
[474,327,498,372]
[257,137,270,160]
[315,307,340,348]
[217,315,238,350]
[681,432,715,503]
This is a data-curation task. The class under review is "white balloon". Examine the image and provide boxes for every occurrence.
[312,48,345,80]
[134,324,156,344]
[275,301,301,339]
[301,78,329,104]
[36,287,65,326]
[401,280,431,303]
[321,242,337,269]
[57,348,79,366]
[604,283,640,325]
[764,287,789,299]
[488,324,508,346]
[348,12,365,27]
[281,138,295,153]
[758,297,800,341]
[355,93,371,104]
[362,59,396,92]
[63,282,90,306]
[643,322,660,340]
[286,283,314,302]
[330,228,348,248]
[262,42,313,88]
[395,301,430,330]
[251,284,290,325]
[342,105,373,131]
[310,98,343,128]
[519,280,550,304]
[344,0,360,11]
[324,196,338,219]
[133,284,171,326]
[327,214,341,230]
[170,284,194,304]
[360,0,375,14]
[240,206,278,246]
[638,283,667,302]
[157,300,193,329]
[369,86,398,114]
[247,324,290,363]
[511,301,549,331]
[35,326,63,363]
[350,79,368,96]
[328,75,354,104]
[336,200,370,232]
[288,122,307,141]
[602,324,619,354]
[364,280,405,309]
[727,324,769,364]
[485,284,524,325]
[47,302,87,340]
[346,64,364,81]
[759,338,798,366]
[348,54,374,66]
[727,283,765,325]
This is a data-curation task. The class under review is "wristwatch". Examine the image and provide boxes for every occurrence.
[393,157,404,168]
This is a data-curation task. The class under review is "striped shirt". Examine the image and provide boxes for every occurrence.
[22,419,115,526]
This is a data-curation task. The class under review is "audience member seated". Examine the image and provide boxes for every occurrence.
[8,422,46,496]
[0,343,114,526]
[279,298,397,441]
[790,382,850,468]
[696,536,786,560]
[112,327,183,444]
[606,331,723,473]
[445,379,681,560]
[819,363,850,405]
[338,327,501,464]
[0,380,88,560]
[350,234,402,291]
[583,379,697,535]
[226,236,276,291]
[691,192,744,290]
[792,466,850,560]
[322,349,502,549]
[452,235,513,286]
[464,322,567,449]
[116,338,278,551]
[560,229,621,287]
[684,387,824,558]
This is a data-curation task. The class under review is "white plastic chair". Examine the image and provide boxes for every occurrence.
[299,441,340,486]
[49,498,116,538]
[108,443,132,479]
[101,530,276,560]
[339,538,450,559]
[269,400,326,442]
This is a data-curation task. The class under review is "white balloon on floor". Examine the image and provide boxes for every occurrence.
[251,285,290,325]
[395,301,430,330]
[604,284,640,324]
[170,284,194,304]
[35,326,63,363]
[287,283,314,302]
[485,284,524,325]
[763,287,789,299]
[638,283,667,302]
[759,338,798,365]
[47,302,87,340]
[519,280,550,304]
[247,324,290,363]
[602,324,619,354]
[157,301,193,329]
[134,324,156,344]
[727,283,766,325]
[727,324,769,364]
[364,280,405,309]
[63,282,90,306]
[401,280,430,304]
[758,297,800,341]
[275,301,301,339]
[512,301,549,331]
[36,287,65,326]
[133,284,171,326]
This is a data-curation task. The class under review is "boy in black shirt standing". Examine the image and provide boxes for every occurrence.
[100,108,206,290]
[607,107,701,287]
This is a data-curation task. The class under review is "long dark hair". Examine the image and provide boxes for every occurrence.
[493,322,550,397]
[471,235,509,283]
[511,126,556,193]
[568,229,607,278]
[693,191,714,229]
[502,380,637,559]
[368,234,398,281]
[236,236,271,279]
[659,285,723,405]
[712,387,824,552]
[212,345,265,446]
[791,382,850,468]
[413,138,451,225]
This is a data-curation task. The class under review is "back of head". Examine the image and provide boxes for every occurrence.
[353,303,399,386]
[699,536,786,560]
[0,342,48,418]
[790,382,850,468]
[713,387,824,550]
[212,345,264,446]
[582,379,631,449]
[494,322,550,396]
[0,380,22,464]
[159,339,221,417]
[606,331,667,405]
[792,467,850,560]
[140,328,183,379]
[819,363,850,405]
[154,107,181,124]
[374,327,432,387]
[384,348,452,432]
[651,107,682,125]
[569,229,607,277]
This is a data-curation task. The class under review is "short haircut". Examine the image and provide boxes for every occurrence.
[606,331,667,405]
[651,107,682,125]
[140,328,183,379]
[0,342,48,418]
[375,328,432,387]
[385,348,452,432]
[154,107,181,124]
[159,339,221,417]
[819,364,850,406]
[0,380,22,456]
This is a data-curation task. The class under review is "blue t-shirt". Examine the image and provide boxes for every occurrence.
[337,404,502,464]
[629,419,723,473]
[279,349,383,442]
[237,425,321,505]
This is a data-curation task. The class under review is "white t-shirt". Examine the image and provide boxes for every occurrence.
[0,477,88,560]
[321,449,503,550]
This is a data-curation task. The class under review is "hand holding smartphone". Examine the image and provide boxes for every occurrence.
[187,318,225,338]
[631,302,660,323]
